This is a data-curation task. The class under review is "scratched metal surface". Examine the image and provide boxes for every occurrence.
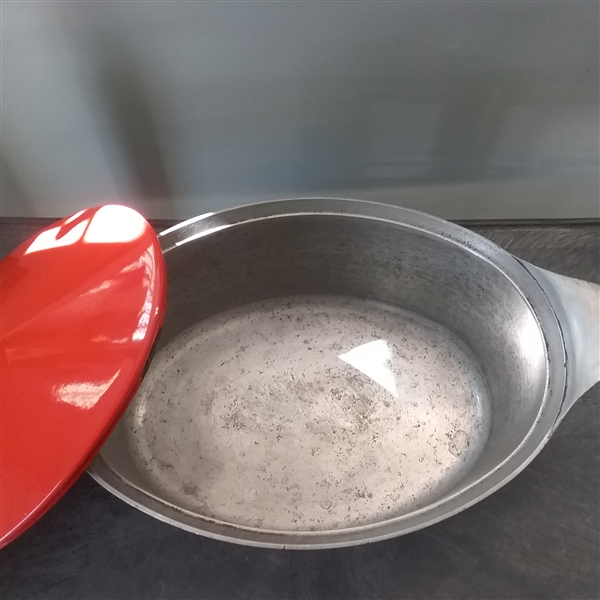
[1,218,598,600]
[125,295,492,533]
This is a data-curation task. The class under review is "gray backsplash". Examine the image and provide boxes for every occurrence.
[2,2,598,219]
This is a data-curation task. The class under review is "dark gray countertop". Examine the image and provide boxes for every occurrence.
[1,218,598,600]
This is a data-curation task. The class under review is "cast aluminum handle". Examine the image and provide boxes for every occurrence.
[525,263,600,424]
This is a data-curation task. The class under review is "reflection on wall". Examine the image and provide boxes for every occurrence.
[1,2,598,219]
[490,105,598,172]
[364,104,441,179]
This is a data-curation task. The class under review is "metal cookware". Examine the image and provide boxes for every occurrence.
[89,199,599,549]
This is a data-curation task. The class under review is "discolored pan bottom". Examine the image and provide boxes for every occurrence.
[124,295,491,532]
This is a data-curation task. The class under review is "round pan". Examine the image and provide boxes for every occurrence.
[89,199,599,549]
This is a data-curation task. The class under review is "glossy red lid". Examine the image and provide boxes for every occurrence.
[0,205,166,547]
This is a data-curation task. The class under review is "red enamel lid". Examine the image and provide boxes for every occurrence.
[0,205,166,547]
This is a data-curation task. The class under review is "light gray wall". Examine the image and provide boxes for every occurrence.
[2,2,598,220]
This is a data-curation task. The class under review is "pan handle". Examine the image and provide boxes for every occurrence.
[523,263,599,424]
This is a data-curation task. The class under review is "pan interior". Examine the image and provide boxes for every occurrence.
[96,211,549,544]
[123,294,491,532]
